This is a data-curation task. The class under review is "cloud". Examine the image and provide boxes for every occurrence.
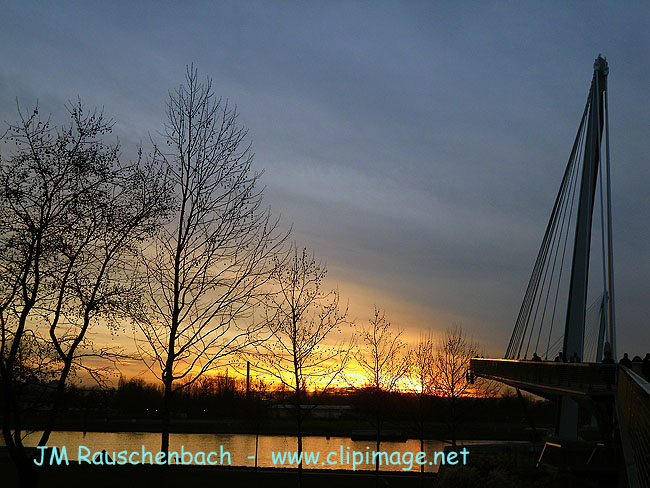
[1,1,647,361]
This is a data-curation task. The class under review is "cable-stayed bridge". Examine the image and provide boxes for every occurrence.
[470,56,649,487]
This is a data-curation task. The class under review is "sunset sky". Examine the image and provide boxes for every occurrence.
[1,1,648,382]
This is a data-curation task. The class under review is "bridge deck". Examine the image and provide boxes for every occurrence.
[470,358,618,399]
[471,359,650,486]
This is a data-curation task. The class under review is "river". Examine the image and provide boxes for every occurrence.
[13,431,498,472]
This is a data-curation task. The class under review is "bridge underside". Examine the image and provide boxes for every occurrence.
[470,358,617,400]
[471,358,649,487]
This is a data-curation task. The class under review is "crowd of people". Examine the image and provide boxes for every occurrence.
[527,350,650,381]
[615,352,650,378]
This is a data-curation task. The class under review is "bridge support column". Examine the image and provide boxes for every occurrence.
[557,395,579,440]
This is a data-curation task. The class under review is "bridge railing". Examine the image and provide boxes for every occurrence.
[617,367,650,487]
[470,358,617,396]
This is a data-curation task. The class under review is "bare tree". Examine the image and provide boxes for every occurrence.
[0,101,168,487]
[136,66,285,459]
[253,244,351,487]
[432,325,498,447]
[406,331,436,479]
[355,307,409,476]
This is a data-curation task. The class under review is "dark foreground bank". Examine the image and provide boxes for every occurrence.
[2,463,436,488]
[0,461,618,488]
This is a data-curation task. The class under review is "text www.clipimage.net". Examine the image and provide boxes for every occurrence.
[270,446,470,471]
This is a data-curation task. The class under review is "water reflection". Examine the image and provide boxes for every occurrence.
[18,431,487,472]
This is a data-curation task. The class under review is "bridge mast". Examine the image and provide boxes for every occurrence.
[559,55,610,440]
[563,55,609,362]
[604,81,616,360]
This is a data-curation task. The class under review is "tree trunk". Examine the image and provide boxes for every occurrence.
[375,417,381,473]
[4,434,39,488]
[450,397,457,448]
[294,385,304,488]
[38,359,74,446]
[375,392,381,487]
[420,433,425,485]
[161,377,173,462]
[419,394,425,482]
[297,412,303,488]
[2,377,38,488]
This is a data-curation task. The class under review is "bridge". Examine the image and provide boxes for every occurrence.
[470,359,617,399]
[469,56,649,487]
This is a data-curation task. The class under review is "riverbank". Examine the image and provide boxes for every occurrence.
[1,463,435,488]
[14,417,549,442]
[0,455,618,488]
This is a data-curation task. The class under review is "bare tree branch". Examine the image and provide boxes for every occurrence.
[134,65,287,459]
[250,243,352,486]
[0,100,170,486]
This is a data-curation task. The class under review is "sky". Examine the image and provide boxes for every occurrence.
[1,1,648,375]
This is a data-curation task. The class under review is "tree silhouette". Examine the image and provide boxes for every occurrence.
[355,307,409,477]
[0,101,169,487]
[406,330,436,479]
[432,325,498,447]
[253,244,351,487]
[135,65,286,460]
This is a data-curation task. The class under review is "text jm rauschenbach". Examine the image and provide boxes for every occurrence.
[34,445,470,471]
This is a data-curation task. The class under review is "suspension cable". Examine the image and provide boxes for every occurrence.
[506,96,590,359]
[533,131,582,355]
[544,123,584,359]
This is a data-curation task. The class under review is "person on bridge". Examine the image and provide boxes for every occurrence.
[569,352,581,363]
[619,353,632,368]
[640,353,650,380]
[531,352,542,361]
[554,351,567,362]
[602,351,615,364]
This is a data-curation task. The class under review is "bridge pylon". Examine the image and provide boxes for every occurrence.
[558,55,610,440]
